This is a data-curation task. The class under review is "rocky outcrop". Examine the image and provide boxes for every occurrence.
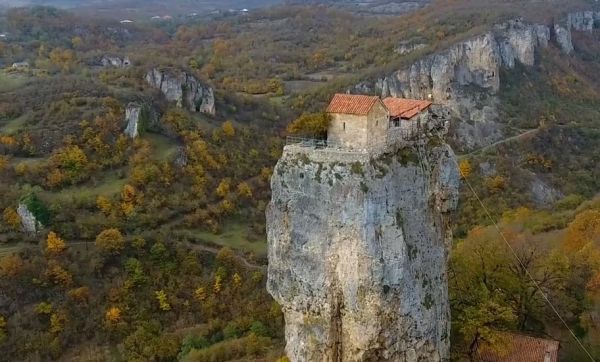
[356,12,599,151]
[101,55,131,68]
[145,68,215,115]
[17,203,41,234]
[124,102,142,138]
[267,141,459,361]
[554,23,574,54]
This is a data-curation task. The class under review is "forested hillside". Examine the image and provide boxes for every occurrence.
[1,0,600,360]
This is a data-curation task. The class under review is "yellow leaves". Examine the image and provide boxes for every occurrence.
[2,207,21,231]
[155,290,171,311]
[194,287,206,302]
[216,178,231,198]
[95,228,125,254]
[0,254,24,278]
[237,182,253,199]
[458,159,472,179]
[232,273,242,289]
[105,307,122,324]
[287,112,331,137]
[96,196,112,216]
[48,47,77,72]
[35,302,53,315]
[213,275,223,294]
[46,260,73,287]
[50,312,67,334]
[0,135,16,147]
[46,231,67,255]
[485,176,507,193]
[121,184,136,203]
[46,168,65,188]
[14,162,27,176]
[120,184,137,217]
[0,314,6,343]
[564,210,600,252]
[222,121,235,137]
[67,287,90,304]
[0,155,9,172]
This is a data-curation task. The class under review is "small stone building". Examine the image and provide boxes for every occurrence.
[326,93,432,150]
[326,94,389,150]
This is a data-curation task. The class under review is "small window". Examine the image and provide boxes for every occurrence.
[343,122,346,131]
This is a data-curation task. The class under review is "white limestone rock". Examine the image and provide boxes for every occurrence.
[267,142,459,361]
[17,203,41,234]
[145,68,215,115]
[124,102,142,139]
[554,23,574,55]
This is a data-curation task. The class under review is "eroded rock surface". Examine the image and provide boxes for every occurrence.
[356,12,599,152]
[145,68,215,115]
[124,102,142,138]
[17,203,41,234]
[267,142,459,361]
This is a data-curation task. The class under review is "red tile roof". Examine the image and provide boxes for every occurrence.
[326,94,381,116]
[383,97,432,119]
[476,332,559,362]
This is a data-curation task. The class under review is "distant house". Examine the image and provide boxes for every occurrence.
[476,332,559,362]
[120,20,134,24]
[325,93,433,150]
[326,94,389,150]
[11,61,29,70]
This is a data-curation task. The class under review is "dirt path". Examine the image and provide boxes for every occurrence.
[458,128,539,158]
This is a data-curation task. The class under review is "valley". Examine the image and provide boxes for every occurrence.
[1,0,600,360]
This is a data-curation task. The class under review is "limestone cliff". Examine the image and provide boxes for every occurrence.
[267,141,459,361]
[124,102,142,139]
[17,203,41,235]
[356,11,600,151]
[145,68,215,115]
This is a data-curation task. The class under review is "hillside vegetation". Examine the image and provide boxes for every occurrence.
[1,0,600,360]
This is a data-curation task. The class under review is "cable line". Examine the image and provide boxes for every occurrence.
[443,130,597,362]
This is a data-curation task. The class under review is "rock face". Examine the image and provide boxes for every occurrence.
[17,203,41,234]
[267,142,459,361]
[101,55,131,68]
[145,68,215,115]
[354,12,600,151]
[124,102,142,138]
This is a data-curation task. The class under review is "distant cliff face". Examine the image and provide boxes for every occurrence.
[145,68,215,115]
[357,11,599,151]
[267,141,459,361]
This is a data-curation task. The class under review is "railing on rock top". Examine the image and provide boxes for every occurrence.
[286,128,420,154]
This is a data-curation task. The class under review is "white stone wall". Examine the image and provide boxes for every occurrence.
[366,101,391,148]
[327,113,369,150]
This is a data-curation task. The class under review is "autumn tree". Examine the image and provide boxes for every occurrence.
[287,112,331,138]
[0,254,24,278]
[237,182,253,199]
[216,179,231,198]
[95,228,125,254]
[96,196,112,216]
[105,307,122,324]
[2,207,21,231]
[564,210,600,252]
[459,159,472,179]
[222,121,235,138]
[0,315,6,343]
[155,290,171,311]
[46,231,67,255]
